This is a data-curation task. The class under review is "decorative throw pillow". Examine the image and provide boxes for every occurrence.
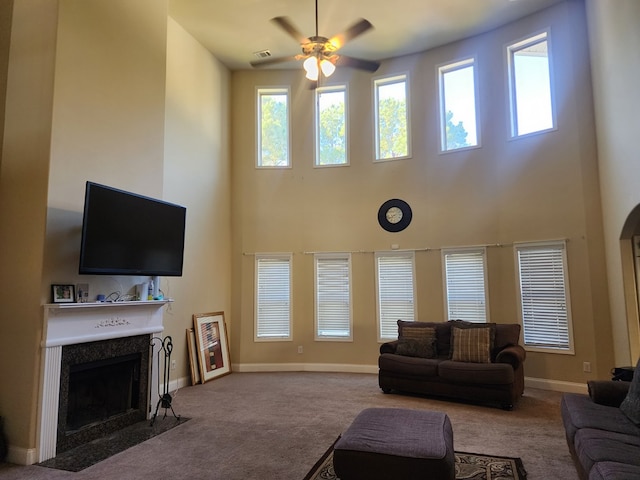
[395,338,437,359]
[620,358,640,426]
[396,326,437,359]
[451,326,492,363]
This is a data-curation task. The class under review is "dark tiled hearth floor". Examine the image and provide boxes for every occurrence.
[38,415,189,472]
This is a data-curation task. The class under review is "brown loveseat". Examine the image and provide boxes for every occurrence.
[378,320,526,409]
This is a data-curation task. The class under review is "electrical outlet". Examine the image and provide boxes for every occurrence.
[171,359,176,370]
[297,345,303,354]
[583,361,591,373]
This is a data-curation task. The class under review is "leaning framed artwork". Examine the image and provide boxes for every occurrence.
[51,284,75,303]
[193,311,231,383]
[186,328,201,385]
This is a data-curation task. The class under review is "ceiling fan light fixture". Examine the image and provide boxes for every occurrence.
[303,56,319,80]
[320,58,335,77]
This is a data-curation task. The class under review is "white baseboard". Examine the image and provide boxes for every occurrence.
[524,376,588,394]
[6,445,38,466]
[234,364,589,394]
[233,362,378,374]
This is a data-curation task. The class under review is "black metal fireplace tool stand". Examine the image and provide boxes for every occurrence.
[150,335,180,426]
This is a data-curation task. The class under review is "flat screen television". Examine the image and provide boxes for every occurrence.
[79,181,186,276]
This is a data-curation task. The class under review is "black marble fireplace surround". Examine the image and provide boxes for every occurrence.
[56,334,150,454]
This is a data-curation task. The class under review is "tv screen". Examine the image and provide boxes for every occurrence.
[79,182,186,276]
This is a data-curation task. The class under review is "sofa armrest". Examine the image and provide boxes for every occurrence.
[380,340,399,355]
[587,380,630,407]
[495,344,526,369]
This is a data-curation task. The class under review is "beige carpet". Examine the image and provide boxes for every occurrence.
[0,372,578,479]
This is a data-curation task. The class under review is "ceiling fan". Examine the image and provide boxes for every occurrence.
[250,0,380,82]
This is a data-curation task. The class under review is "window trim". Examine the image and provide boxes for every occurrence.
[373,73,412,162]
[437,56,481,154]
[254,253,293,342]
[256,86,292,169]
[506,29,557,140]
[514,240,574,354]
[375,250,417,342]
[315,84,349,168]
[314,253,353,341]
[441,247,489,323]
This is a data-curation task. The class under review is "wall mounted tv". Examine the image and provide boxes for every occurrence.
[79,181,186,276]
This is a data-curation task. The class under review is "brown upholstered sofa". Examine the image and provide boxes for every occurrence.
[378,320,526,409]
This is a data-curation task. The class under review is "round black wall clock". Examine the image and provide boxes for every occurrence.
[378,199,412,232]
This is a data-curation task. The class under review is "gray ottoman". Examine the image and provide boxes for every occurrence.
[333,408,455,480]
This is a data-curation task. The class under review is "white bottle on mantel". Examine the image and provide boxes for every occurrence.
[148,280,154,301]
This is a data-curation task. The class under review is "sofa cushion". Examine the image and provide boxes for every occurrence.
[438,360,513,385]
[589,461,640,480]
[561,393,640,442]
[575,427,640,474]
[620,358,640,425]
[450,325,492,363]
[379,353,440,377]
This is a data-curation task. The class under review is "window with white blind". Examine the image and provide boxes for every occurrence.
[315,253,352,340]
[255,254,292,341]
[443,248,488,323]
[515,241,573,353]
[376,252,416,341]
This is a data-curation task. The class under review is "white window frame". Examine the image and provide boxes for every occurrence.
[373,73,411,162]
[314,253,352,341]
[438,57,480,153]
[315,84,349,167]
[506,30,556,139]
[256,87,291,168]
[255,253,292,341]
[442,247,489,323]
[514,241,574,354]
[375,251,416,341]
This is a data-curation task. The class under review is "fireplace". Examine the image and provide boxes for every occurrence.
[38,301,168,463]
[56,335,150,454]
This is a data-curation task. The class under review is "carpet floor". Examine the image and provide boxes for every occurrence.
[0,372,578,480]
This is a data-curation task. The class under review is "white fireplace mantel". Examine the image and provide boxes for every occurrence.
[37,300,170,463]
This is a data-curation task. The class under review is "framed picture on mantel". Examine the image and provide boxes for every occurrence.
[193,311,231,383]
[51,284,75,304]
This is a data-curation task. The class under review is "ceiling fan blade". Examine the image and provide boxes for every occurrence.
[250,55,300,68]
[329,19,374,50]
[271,16,310,44]
[335,55,380,73]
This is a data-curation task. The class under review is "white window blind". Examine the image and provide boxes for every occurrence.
[315,254,352,339]
[376,252,416,340]
[255,254,291,340]
[443,248,487,323]
[516,242,572,351]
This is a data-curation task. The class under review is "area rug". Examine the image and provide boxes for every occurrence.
[38,416,189,472]
[303,440,527,480]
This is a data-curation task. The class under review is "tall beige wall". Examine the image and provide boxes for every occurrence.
[230,1,613,385]
[0,0,58,462]
[586,0,640,364]
[163,17,232,377]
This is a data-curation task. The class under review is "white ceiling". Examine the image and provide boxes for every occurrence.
[169,0,564,71]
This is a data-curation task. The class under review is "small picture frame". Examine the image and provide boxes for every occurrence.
[193,311,231,383]
[52,284,75,303]
[76,283,89,303]
[186,328,201,385]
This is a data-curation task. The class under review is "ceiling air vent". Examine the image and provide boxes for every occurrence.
[253,49,272,59]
